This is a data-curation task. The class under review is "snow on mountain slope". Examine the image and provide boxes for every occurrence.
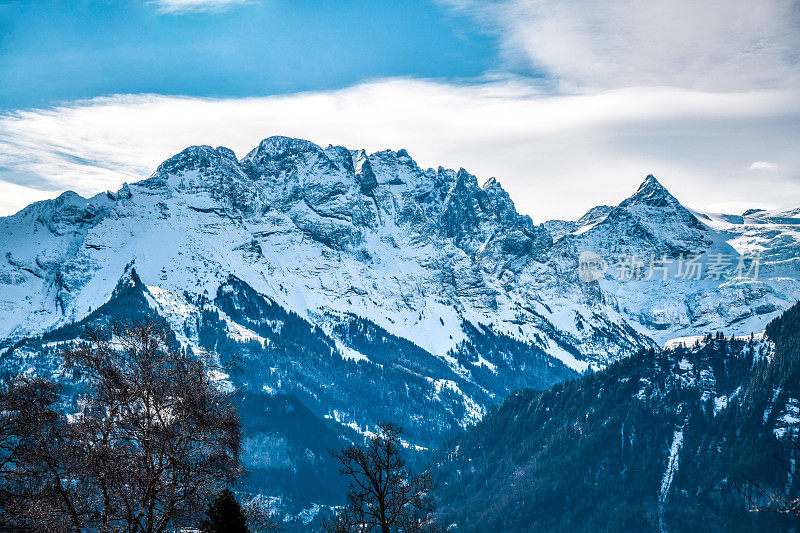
[701,206,800,276]
[2,136,799,516]
[552,174,712,260]
[548,175,800,345]
[1,138,799,379]
[0,138,649,370]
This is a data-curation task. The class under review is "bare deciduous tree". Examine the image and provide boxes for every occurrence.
[0,375,64,530]
[324,423,440,533]
[241,499,279,533]
[739,436,800,518]
[742,483,800,517]
[0,321,243,533]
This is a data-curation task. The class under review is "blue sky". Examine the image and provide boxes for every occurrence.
[0,0,799,220]
[0,0,504,110]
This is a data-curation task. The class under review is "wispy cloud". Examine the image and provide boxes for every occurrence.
[442,0,800,92]
[1,79,799,220]
[749,160,780,171]
[151,0,251,14]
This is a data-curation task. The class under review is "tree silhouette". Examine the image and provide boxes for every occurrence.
[0,321,243,532]
[324,423,440,533]
[202,489,250,533]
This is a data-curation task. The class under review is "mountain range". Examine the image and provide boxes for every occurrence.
[1,136,799,523]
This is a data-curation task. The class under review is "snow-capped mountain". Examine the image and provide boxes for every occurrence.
[547,174,800,344]
[0,137,655,369]
[2,136,799,384]
[552,174,712,258]
[1,137,799,514]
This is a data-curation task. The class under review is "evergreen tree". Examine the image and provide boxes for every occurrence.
[202,489,250,533]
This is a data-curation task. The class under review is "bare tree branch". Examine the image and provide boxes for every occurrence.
[324,423,441,533]
[0,320,244,532]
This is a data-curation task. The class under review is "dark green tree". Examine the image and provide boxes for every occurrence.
[202,489,250,533]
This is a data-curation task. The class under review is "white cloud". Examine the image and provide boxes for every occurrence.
[443,0,800,91]
[1,78,799,220]
[151,0,250,14]
[0,180,60,217]
[748,160,780,171]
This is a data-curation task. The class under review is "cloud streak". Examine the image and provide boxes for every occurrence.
[1,78,798,220]
[443,0,800,91]
[150,0,250,14]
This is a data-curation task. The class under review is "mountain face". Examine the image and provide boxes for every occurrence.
[432,303,800,532]
[547,174,800,341]
[553,174,711,260]
[1,136,799,515]
[0,139,643,370]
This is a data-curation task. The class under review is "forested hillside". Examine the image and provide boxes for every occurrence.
[433,304,800,532]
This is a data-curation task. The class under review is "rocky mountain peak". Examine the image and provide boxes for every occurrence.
[153,145,232,175]
[619,173,708,238]
[241,136,339,182]
[551,173,712,261]
[620,174,679,209]
[215,146,237,162]
[246,135,323,160]
[353,151,378,194]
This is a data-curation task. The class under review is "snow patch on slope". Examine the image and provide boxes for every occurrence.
[658,427,684,533]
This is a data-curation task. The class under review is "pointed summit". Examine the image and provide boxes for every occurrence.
[641,173,663,189]
[619,174,679,209]
[614,173,709,241]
